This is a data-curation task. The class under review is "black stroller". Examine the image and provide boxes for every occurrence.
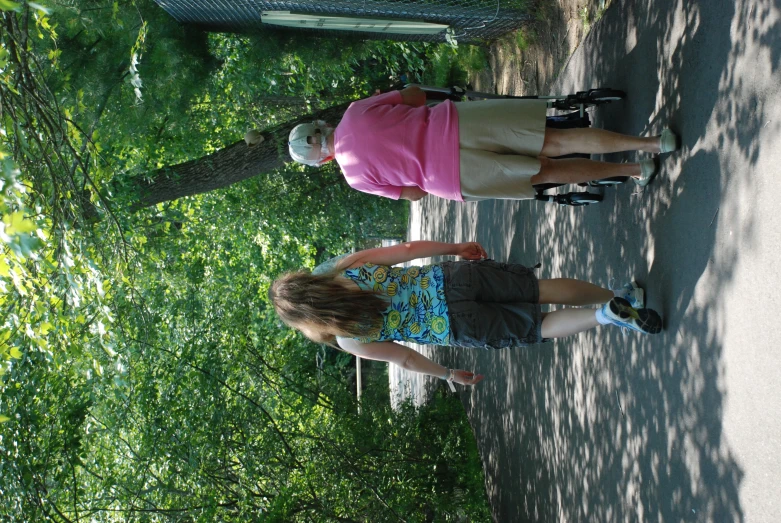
[410,84,628,206]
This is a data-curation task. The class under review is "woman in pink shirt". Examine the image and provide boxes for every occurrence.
[287,86,679,202]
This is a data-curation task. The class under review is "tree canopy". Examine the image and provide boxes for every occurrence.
[0,0,491,520]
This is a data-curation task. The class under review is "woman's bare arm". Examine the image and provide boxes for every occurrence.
[399,85,426,107]
[399,186,427,201]
[332,241,488,270]
[336,337,484,386]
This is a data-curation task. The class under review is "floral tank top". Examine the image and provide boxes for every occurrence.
[342,263,451,345]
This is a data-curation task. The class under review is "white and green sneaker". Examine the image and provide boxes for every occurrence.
[635,158,659,187]
[660,128,680,153]
[614,281,645,308]
[601,297,662,335]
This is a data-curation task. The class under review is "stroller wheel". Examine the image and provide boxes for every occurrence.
[587,88,626,104]
[568,193,603,206]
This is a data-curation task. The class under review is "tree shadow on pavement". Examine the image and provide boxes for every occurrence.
[404,0,781,520]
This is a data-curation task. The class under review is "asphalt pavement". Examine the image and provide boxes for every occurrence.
[402,0,781,520]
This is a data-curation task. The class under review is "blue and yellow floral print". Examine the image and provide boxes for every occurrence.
[342,263,451,345]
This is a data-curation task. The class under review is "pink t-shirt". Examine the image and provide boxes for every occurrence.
[333,91,462,201]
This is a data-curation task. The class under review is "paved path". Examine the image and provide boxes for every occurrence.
[398,1,781,521]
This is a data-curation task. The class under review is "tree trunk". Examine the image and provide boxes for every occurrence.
[131,101,352,210]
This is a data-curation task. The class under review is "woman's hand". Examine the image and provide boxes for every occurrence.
[452,370,485,386]
[455,242,488,260]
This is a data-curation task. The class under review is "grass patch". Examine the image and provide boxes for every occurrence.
[594,0,612,23]
[579,6,591,32]
[534,0,553,22]
[515,26,536,51]
[581,1,612,32]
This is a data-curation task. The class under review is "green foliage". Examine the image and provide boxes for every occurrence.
[534,0,554,23]
[422,44,489,88]
[515,26,536,51]
[594,0,610,23]
[321,389,493,522]
[0,1,490,520]
[503,0,530,8]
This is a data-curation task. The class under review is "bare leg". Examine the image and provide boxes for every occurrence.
[541,128,661,157]
[540,309,600,338]
[530,157,641,186]
[538,278,613,306]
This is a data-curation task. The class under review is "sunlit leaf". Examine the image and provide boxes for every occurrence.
[0,0,21,12]
[28,2,52,14]
[4,211,36,235]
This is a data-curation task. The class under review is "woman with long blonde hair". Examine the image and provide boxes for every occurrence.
[269,241,661,387]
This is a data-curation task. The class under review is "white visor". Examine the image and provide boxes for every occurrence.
[288,121,334,166]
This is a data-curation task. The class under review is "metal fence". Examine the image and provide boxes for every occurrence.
[154,0,531,42]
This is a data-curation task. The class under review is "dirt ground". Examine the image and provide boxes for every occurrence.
[471,0,612,95]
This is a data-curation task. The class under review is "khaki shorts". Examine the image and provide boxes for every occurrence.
[455,99,548,201]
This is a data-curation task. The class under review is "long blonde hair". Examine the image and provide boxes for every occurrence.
[268,271,387,343]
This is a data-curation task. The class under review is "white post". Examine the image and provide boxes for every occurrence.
[356,356,362,413]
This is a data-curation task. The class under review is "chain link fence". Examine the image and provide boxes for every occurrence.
[154,0,531,42]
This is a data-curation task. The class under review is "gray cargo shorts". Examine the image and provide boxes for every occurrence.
[441,260,544,349]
